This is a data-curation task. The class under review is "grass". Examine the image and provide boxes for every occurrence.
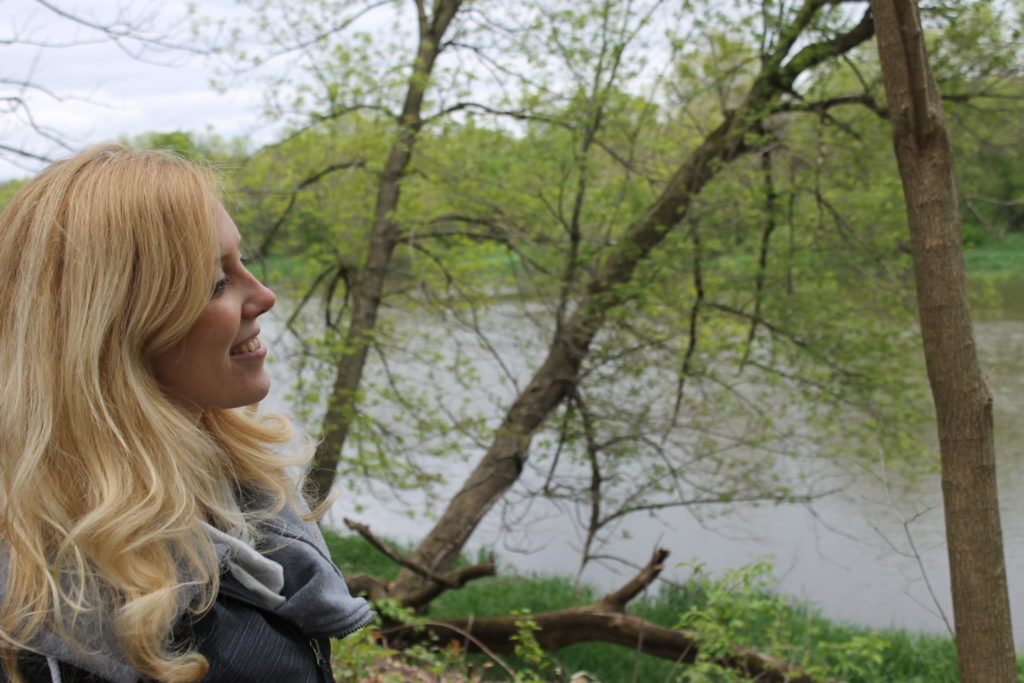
[964,231,1024,277]
[323,529,1024,682]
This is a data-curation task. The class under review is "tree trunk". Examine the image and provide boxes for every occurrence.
[395,2,876,591]
[309,0,464,501]
[871,1,1017,680]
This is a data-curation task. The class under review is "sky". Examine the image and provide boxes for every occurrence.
[1,0,281,180]
[1,0,679,182]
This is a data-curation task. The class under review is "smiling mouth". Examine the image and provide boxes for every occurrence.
[230,337,262,355]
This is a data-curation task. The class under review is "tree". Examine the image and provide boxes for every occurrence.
[305,0,468,500]
[872,0,1017,680]
[394,0,880,589]
[220,0,477,500]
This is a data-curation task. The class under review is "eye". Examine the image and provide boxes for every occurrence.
[212,277,228,296]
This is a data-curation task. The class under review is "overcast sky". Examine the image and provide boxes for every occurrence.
[2,0,281,180]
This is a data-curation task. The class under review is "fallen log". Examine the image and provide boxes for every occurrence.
[402,548,830,683]
[420,608,824,683]
[340,523,832,682]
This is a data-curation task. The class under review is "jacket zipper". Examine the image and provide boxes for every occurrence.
[308,637,334,683]
[308,637,325,666]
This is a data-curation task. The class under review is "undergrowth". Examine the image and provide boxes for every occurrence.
[323,528,1024,682]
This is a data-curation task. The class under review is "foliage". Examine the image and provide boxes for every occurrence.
[324,530,1024,682]
[331,620,399,683]
[507,610,557,683]
[122,130,251,163]
[223,0,946,569]
[0,178,27,212]
[674,560,888,681]
[954,93,1024,243]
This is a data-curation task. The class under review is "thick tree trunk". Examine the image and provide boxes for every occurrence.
[871,1,1017,680]
[395,2,876,590]
[309,0,464,501]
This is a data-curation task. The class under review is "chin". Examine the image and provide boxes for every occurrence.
[238,382,272,407]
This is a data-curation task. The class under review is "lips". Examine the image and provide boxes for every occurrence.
[230,336,262,356]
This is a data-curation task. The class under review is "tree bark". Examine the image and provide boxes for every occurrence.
[394,1,876,591]
[309,0,465,501]
[871,1,1017,680]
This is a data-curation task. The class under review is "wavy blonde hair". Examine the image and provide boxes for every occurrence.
[0,145,308,682]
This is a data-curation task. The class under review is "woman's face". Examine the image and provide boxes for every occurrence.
[152,205,276,412]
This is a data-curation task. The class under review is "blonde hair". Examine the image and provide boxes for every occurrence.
[0,145,307,681]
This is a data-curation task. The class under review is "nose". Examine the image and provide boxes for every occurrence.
[244,278,276,319]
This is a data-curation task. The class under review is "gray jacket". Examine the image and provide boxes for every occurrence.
[1,501,374,683]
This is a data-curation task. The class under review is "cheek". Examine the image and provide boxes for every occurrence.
[182,302,238,352]
[151,306,234,382]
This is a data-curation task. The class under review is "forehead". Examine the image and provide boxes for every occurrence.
[214,205,241,254]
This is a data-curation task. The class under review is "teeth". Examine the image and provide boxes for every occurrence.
[231,337,261,355]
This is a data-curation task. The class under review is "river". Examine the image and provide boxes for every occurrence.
[262,284,1024,646]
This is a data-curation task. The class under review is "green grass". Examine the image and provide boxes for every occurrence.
[325,527,413,580]
[964,231,1024,277]
[324,530,1024,682]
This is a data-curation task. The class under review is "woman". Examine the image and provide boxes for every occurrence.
[0,145,373,682]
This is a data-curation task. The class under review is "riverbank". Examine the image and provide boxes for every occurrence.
[324,530,1024,683]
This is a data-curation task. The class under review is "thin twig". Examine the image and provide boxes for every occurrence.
[343,517,457,588]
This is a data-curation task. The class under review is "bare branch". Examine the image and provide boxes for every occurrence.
[344,517,458,588]
[600,547,669,610]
